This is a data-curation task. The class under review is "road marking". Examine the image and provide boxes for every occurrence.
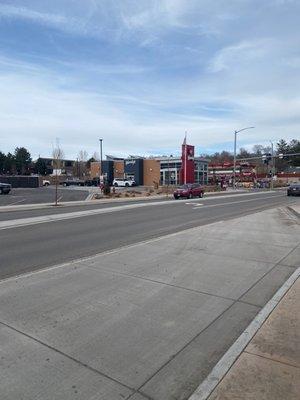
[0,193,284,230]
[192,204,203,209]
[7,199,26,205]
[188,266,300,400]
[190,195,282,210]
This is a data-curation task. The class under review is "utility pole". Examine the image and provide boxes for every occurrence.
[184,131,187,185]
[270,141,274,190]
[99,138,103,187]
[233,126,255,189]
[233,130,237,189]
[167,156,170,198]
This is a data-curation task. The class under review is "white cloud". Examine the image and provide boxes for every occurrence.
[208,39,273,73]
[0,4,86,34]
[1,65,299,159]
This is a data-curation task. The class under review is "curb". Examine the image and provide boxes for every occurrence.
[0,194,165,212]
[188,266,300,400]
[287,206,300,219]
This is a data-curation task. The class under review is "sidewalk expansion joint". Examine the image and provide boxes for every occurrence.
[187,266,300,400]
[243,350,300,369]
[126,390,155,400]
[236,241,300,304]
[0,320,135,394]
[135,295,254,395]
[86,265,238,303]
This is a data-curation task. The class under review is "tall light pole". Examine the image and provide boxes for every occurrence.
[233,126,255,189]
[99,138,103,186]
[270,141,274,190]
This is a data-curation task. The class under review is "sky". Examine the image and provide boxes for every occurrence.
[0,0,299,159]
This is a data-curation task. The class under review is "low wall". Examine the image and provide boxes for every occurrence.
[0,175,40,188]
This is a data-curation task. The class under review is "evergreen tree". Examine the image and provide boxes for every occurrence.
[0,151,6,173]
[3,152,15,174]
[14,147,32,174]
[35,157,48,175]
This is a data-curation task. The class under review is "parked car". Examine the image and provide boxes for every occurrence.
[0,182,12,194]
[84,178,100,186]
[42,179,50,186]
[174,184,204,199]
[60,179,85,187]
[287,183,300,196]
[113,178,136,187]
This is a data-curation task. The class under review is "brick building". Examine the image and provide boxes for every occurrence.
[90,155,208,186]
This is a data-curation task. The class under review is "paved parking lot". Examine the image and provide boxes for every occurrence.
[0,186,89,206]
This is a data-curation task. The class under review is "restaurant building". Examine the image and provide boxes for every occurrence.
[90,141,208,186]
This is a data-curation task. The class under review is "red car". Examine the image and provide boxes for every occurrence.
[174,184,204,199]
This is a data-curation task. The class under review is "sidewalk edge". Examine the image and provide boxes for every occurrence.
[188,266,300,400]
[287,206,300,218]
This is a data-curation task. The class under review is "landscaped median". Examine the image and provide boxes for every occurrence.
[0,188,248,212]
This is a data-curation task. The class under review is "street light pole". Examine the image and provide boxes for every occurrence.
[270,141,274,190]
[233,130,237,189]
[233,126,255,189]
[99,138,103,186]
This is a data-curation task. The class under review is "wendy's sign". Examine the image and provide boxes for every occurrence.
[180,138,195,184]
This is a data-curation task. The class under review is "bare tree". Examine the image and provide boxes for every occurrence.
[77,150,88,178]
[52,140,64,206]
[78,150,88,162]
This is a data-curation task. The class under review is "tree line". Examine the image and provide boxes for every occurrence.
[0,147,32,175]
[1,139,299,175]
[0,147,97,175]
[201,139,300,170]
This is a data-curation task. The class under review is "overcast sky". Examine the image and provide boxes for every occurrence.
[0,0,299,159]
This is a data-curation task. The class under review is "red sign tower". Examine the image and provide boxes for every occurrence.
[180,137,195,184]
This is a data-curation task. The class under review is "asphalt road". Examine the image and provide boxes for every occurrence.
[0,191,297,280]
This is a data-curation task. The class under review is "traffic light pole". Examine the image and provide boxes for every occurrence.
[232,127,255,189]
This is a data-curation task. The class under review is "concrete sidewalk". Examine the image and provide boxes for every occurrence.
[207,276,300,400]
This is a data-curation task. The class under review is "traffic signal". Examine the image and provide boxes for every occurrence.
[262,153,272,164]
[278,153,288,160]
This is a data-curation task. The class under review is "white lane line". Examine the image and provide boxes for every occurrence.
[192,204,204,209]
[7,199,26,206]
[190,195,280,210]
[0,193,284,231]
[188,266,300,400]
